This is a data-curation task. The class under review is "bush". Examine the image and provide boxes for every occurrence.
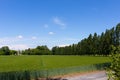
[107,45,120,80]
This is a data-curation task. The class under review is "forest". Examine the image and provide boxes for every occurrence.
[52,23,120,55]
[0,23,120,56]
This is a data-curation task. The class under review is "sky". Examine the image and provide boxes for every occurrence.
[0,0,120,50]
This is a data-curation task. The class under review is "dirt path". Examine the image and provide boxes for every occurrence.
[38,71,108,80]
[62,71,107,80]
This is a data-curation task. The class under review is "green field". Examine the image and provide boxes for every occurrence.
[0,55,110,72]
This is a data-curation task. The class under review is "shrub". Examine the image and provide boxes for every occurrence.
[107,45,120,80]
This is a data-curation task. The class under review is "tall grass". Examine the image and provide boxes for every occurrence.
[0,55,110,72]
[0,55,110,79]
[0,62,110,80]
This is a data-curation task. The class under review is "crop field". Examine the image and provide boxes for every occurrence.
[0,55,110,72]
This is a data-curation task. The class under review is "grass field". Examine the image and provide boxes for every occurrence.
[0,55,110,72]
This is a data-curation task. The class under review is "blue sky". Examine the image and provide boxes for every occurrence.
[0,0,120,50]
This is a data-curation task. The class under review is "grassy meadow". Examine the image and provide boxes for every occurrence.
[0,55,110,72]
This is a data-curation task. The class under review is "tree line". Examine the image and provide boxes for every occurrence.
[0,46,52,55]
[52,23,120,55]
[0,23,120,55]
[0,46,17,55]
[22,46,51,55]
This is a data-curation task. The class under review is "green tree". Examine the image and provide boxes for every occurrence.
[0,46,10,55]
[22,45,51,55]
[52,46,58,55]
[10,50,17,55]
[107,45,120,80]
[115,23,120,46]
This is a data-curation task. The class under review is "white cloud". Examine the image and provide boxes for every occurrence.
[48,32,54,35]
[58,44,70,47]
[9,44,29,50]
[0,44,29,50]
[17,35,23,39]
[32,36,37,40]
[0,37,29,50]
[44,24,49,28]
[0,37,20,45]
[53,17,66,26]
[0,36,80,50]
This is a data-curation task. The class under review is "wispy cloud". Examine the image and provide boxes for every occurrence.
[48,32,54,35]
[0,36,79,50]
[58,44,70,47]
[0,37,29,50]
[17,35,23,39]
[32,36,37,40]
[53,17,66,27]
[9,44,29,50]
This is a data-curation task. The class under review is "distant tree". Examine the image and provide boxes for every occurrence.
[52,46,58,55]
[115,23,120,46]
[22,45,51,55]
[10,50,17,55]
[87,34,93,55]
[0,46,10,55]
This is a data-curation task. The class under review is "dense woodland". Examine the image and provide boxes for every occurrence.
[0,23,120,55]
[52,23,120,55]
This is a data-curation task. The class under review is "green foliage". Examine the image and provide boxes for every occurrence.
[0,46,10,55]
[22,45,51,55]
[0,71,31,80]
[10,50,17,55]
[0,46,18,55]
[41,62,110,77]
[107,45,120,80]
[51,23,120,55]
